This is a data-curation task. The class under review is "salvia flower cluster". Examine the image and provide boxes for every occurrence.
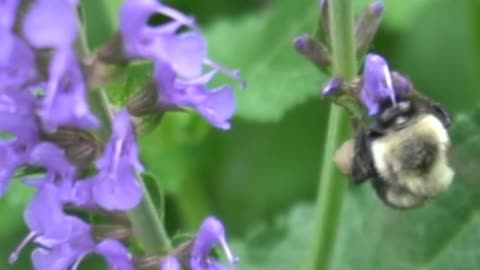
[1,0,241,269]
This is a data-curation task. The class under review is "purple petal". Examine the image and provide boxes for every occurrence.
[39,49,99,132]
[191,86,235,130]
[0,35,37,91]
[0,0,20,29]
[0,141,31,197]
[0,90,38,139]
[28,143,74,174]
[67,179,95,208]
[119,0,200,75]
[160,256,181,270]
[24,182,71,242]
[153,61,178,104]
[31,246,78,270]
[360,53,396,115]
[154,32,207,78]
[32,216,95,270]
[96,239,135,270]
[93,157,142,211]
[23,0,78,49]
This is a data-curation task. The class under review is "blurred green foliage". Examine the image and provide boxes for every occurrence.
[2,0,480,269]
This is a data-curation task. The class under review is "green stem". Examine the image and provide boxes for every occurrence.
[127,175,172,254]
[79,0,172,254]
[305,1,357,270]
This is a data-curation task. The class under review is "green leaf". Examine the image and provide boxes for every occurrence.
[205,0,326,122]
[232,203,315,270]
[139,113,210,192]
[201,100,328,233]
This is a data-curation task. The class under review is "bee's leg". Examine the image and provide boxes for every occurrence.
[351,127,376,184]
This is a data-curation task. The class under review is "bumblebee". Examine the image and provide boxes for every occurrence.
[349,95,454,209]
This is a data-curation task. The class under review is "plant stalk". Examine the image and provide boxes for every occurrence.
[305,0,357,270]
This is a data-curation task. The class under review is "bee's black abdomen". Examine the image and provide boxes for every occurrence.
[399,136,438,173]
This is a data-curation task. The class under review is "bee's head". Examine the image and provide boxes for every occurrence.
[368,95,451,137]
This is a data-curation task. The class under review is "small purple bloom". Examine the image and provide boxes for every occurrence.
[92,110,143,211]
[119,0,204,78]
[23,0,78,49]
[190,216,238,270]
[39,49,99,132]
[360,53,396,115]
[31,216,94,270]
[160,256,181,270]
[154,62,236,130]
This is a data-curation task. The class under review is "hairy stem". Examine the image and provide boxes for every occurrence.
[79,0,172,254]
[305,0,357,270]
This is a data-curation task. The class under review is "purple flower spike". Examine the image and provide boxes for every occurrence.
[119,0,206,78]
[160,256,181,270]
[0,0,20,29]
[23,0,78,49]
[96,239,135,270]
[360,53,396,115]
[40,49,99,132]
[93,110,143,211]
[190,216,238,270]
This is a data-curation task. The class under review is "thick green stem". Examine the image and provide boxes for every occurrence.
[79,0,172,254]
[305,1,357,270]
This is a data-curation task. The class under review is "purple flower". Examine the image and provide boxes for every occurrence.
[154,62,236,130]
[360,53,396,115]
[92,110,143,211]
[9,181,72,265]
[31,216,134,270]
[119,0,204,78]
[190,216,238,270]
[160,256,181,270]
[38,49,99,132]
[23,0,78,49]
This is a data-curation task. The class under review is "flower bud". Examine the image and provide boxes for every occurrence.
[293,34,331,69]
[96,33,130,65]
[321,76,345,97]
[355,1,384,57]
[319,0,330,43]
[42,127,100,168]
